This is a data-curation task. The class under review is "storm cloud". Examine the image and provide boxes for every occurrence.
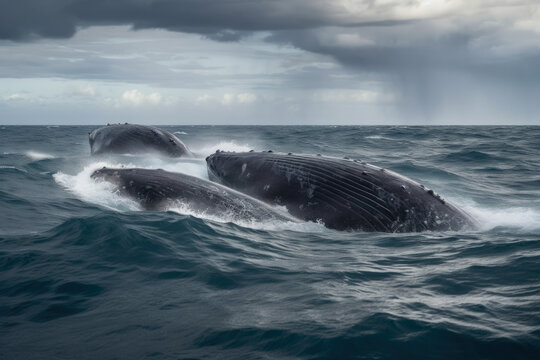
[0,0,358,41]
[1,0,539,124]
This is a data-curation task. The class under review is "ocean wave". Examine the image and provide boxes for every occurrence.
[25,151,56,161]
[441,150,507,163]
[193,314,536,358]
[2,211,539,358]
[365,135,394,140]
[0,165,28,173]
[167,202,325,233]
[3,126,540,359]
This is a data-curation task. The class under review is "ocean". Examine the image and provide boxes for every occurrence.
[1,125,539,359]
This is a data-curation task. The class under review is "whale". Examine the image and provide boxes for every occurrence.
[206,151,477,232]
[89,124,192,157]
[91,167,298,223]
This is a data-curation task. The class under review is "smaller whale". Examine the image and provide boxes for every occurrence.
[91,167,298,223]
[206,151,477,232]
[89,124,192,157]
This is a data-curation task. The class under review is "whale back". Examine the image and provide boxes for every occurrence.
[91,167,296,222]
[89,124,192,157]
[206,151,476,232]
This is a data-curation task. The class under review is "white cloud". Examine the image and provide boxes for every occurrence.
[237,93,257,104]
[195,94,213,104]
[319,32,373,47]
[4,93,28,101]
[337,0,461,21]
[122,89,145,105]
[221,93,235,105]
[514,6,540,33]
[312,90,394,103]
[221,93,257,105]
[72,85,96,97]
[121,89,162,106]
[147,92,162,105]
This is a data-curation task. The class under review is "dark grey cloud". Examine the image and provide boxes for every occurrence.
[3,1,536,78]
[266,21,535,71]
[266,25,540,93]
[0,0,76,40]
[2,0,540,124]
[264,19,540,122]
[0,0,349,41]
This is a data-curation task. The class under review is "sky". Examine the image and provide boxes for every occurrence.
[1,0,539,125]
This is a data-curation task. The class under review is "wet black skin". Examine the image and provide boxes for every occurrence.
[206,151,477,232]
[91,167,298,223]
[88,124,192,157]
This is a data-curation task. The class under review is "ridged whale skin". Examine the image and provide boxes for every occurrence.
[89,124,192,157]
[91,167,297,223]
[206,151,477,232]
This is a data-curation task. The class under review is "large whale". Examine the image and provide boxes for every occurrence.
[91,167,298,223]
[206,151,477,232]
[89,124,192,157]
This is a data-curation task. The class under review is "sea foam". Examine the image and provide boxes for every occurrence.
[25,151,56,160]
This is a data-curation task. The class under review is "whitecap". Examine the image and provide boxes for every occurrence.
[365,135,393,140]
[25,151,55,160]
[167,202,326,233]
[0,165,27,173]
[464,204,540,231]
[194,141,254,156]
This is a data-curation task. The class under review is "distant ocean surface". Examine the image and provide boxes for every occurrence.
[1,125,539,359]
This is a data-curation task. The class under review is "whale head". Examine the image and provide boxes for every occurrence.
[91,167,123,185]
[206,151,244,185]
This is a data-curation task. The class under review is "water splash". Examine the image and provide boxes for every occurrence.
[53,160,324,232]
[54,161,141,211]
[194,141,254,156]
[465,204,540,231]
[167,202,325,233]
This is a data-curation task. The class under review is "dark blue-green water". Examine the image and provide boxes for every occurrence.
[1,126,539,359]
